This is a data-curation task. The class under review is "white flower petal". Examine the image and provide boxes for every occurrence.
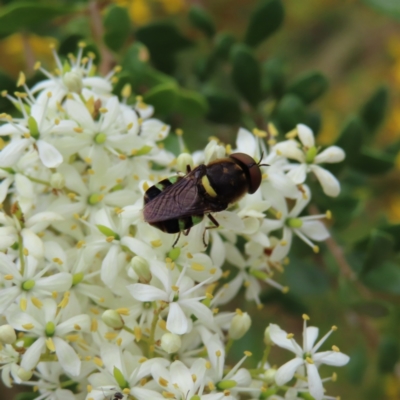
[236,128,257,156]
[306,362,324,400]
[128,283,168,302]
[56,314,90,336]
[313,351,350,366]
[21,337,46,371]
[275,357,304,385]
[169,360,193,395]
[36,273,72,293]
[0,139,30,167]
[304,326,319,351]
[53,337,81,376]
[36,140,63,168]
[0,177,13,203]
[21,229,44,259]
[25,212,64,232]
[167,302,188,334]
[273,140,304,162]
[299,220,330,241]
[269,324,302,354]
[287,163,307,185]
[101,245,120,287]
[314,146,345,164]
[297,124,315,148]
[310,165,341,197]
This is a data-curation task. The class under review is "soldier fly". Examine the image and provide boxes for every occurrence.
[143,152,267,246]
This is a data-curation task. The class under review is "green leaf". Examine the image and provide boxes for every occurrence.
[143,81,179,114]
[244,0,284,47]
[0,70,16,113]
[260,291,307,316]
[188,6,215,38]
[336,116,365,160]
[103,5,131,52]
[284,259,330,296]
[353,147,395,175]
[360,86,389,135]
[378,336,400,373]
[362,0,400,20]
[0,2,78,37]
[350,300,391,318]
[362,230,394,274]
[136,22,193,73]
[214,32,236,59]
[346,344,368,384]
[204,90,242,124]
[261,58,286,97]
[381,224,400,251]
[362,262,400,294]
[231,44,261,107]
[275,94,306,132]
[176,89,209,118]
[15,393,37,400]
[286,71,328,104]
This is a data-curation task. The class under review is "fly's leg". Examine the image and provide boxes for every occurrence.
[172,231,181,248]
[203,214,219,247]
[183,228,191,236]
[186,165,192,174]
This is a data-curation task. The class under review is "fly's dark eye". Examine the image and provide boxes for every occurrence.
[229,152,262,194]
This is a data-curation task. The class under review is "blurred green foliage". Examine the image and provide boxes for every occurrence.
[0,0,399,399]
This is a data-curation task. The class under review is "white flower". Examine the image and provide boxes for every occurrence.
[7,299,90,376]
[264,186,330,261]
[269,316,350,400]
[273,124,345,197]
[128,262,215,334]
[0,253,72,314]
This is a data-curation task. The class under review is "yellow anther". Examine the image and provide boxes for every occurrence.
[302,314,310,321]
[17,72,26,87]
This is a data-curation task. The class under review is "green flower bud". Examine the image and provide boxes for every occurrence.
[305,146,318,163]
[0,324,16,344]
[160,332,181,354]
[168,247,181,261]
[28,116,40,139]
[131,256,151,283]
[50,172,65,189]
[96,224,120,240]
[217,380,237,390]
[22,280,35,291]
[264,367,277,384]
[17,366,33,381]
[228,311,251,340]
[45,321,55,337]
[102,310,124,329]
[286,217,303,228]
[63,71,83,94]
[72,272,84,286]
[95,133,107,144]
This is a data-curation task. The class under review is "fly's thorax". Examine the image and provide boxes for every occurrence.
[204,159,249,204]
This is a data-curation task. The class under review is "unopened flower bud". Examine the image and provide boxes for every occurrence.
[50,172,65,189]
[63,71,83,93]
[17,366,32,381]
[131,256,151,283]
[264,367,277,384]
[177,153,194,174]
[0,324,16,344]
[228,311,251,340]
[160,332,181,354]
[102,310,124,329]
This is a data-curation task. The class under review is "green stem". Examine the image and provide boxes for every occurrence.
[148,303,163,358]
[18,233,25,276]
[24,175,51,186]
[225,338,234,355]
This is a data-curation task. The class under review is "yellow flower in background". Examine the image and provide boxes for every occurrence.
[159,0,186,14]
[113,0,185,26]
[0,33,56,78]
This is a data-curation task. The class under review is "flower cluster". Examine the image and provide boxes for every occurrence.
[0,45,348,400]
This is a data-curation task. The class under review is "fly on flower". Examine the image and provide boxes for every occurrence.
[143,153,267,246]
